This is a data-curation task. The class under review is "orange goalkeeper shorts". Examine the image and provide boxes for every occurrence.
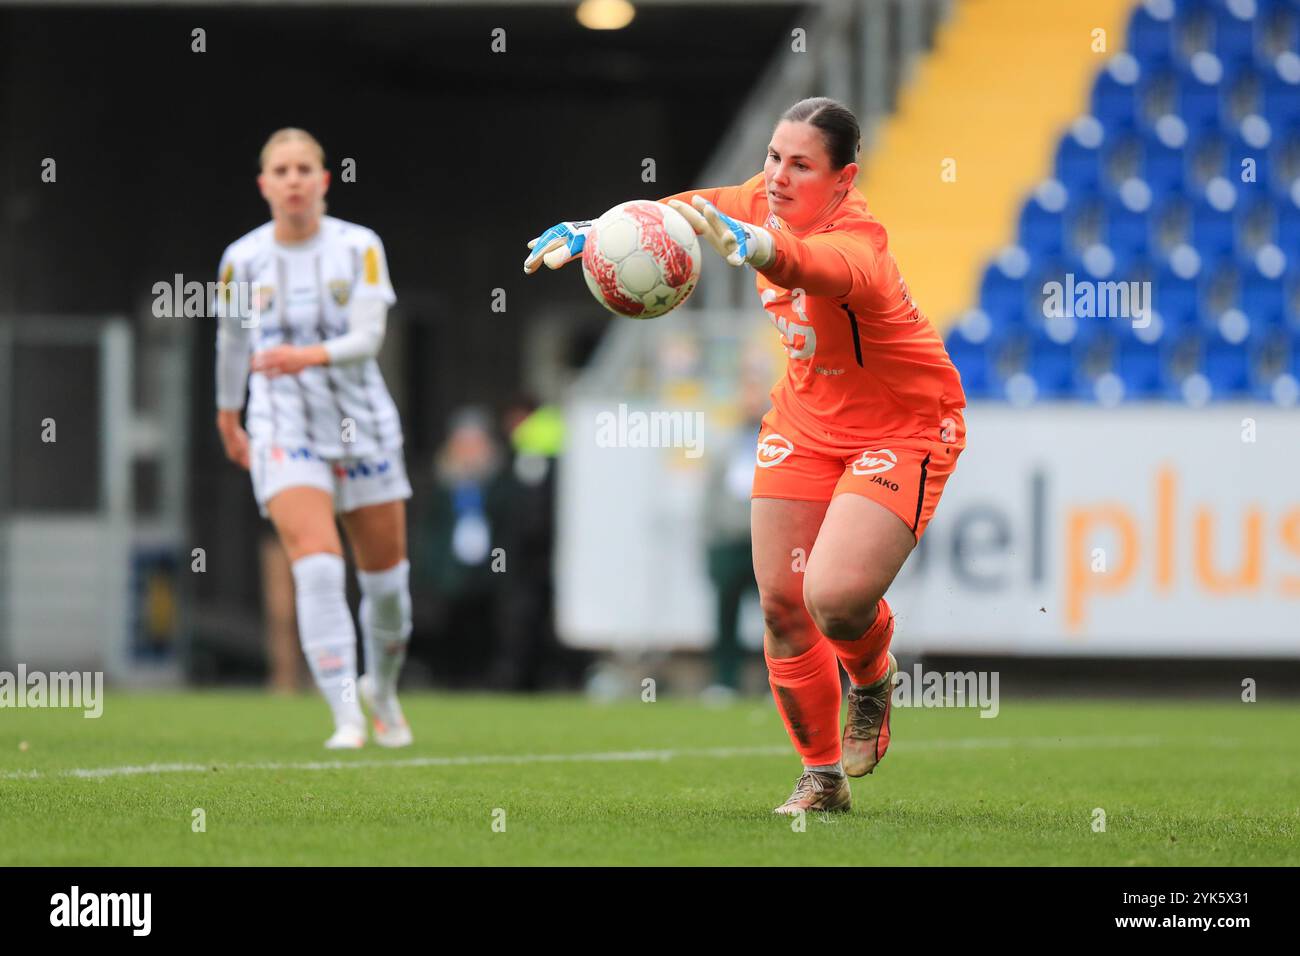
[751,405,965,541]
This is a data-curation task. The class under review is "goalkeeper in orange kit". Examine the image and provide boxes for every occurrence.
[524,97,967,815]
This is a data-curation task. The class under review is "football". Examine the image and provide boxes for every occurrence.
[581,199,702,319]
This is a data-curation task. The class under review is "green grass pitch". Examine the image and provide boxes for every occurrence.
[1,692,1297,865]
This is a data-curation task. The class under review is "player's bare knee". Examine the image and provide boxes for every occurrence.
[283,538,341,564]
[807,606,863,642]
[758,587,811,644]
[804,581,881,642]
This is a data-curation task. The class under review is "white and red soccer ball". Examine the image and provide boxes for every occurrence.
[581,200,702,319]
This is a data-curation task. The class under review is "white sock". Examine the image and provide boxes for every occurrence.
[291,552,364,730]
[357,559,412,700]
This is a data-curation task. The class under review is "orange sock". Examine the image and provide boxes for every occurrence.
[765,637,843,767]
[827,597,894,687]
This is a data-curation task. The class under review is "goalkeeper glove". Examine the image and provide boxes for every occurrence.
[523,220,593,274]
[667,195,774,269]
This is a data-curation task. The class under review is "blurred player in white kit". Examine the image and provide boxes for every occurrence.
[212,128,413,749]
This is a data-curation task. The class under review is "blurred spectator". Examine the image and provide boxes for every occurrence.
[702,375,767,694]
[488,397,588,690]
[412,408,510,686]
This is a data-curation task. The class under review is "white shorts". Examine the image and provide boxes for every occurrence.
[250,442,412,518]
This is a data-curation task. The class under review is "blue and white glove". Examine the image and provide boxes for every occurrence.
[667,195,774,269]
[523,220,593,274]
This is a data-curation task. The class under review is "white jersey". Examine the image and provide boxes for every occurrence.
[215,216,403,459]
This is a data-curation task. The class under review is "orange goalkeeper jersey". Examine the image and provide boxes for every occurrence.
[659,173,966,442]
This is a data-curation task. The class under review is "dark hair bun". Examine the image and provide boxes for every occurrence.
[780,98,861,170]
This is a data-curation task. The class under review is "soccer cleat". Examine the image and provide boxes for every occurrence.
[324,724,366,750]
[772,769,852,815]
[358,674,413,748]
[842,652,898,777]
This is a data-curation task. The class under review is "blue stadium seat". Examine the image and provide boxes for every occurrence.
[1278,187,1300,247]
[1192,207,1238,261]
[1116,336,1170,396]
[1268,134,1300,198]
[1198,258,1244,326]
[1170,329,1216,401]
[1250,327,1300,403]
[1261,70,1300,129]
[1027,327,1078,397]
[1213,5,1261,67]
[979,259,1031,327]
[1227,116,1275,188]
[1149,193,1193,256]
[1069,322,1123,400]
[1130,2,1179,67]
[945,334,995,399]
[1029,255,1099,330]
[1176,54,1228,130]
[1240,260,1289,323]
[1287,267,1300,330]
[990,328,1037,401]
[1141,122,1190,192]
[1107,242,1148,281]
[1258,7,1300,62]
[1064,198,1107,256]
[1235,195,1279,256]
[1119,251,1159,284]
[1055,125,1105,194]
[1101,131,1146,198]
[1105,193,1155,260]
[1256,0,1300,18]
[1020,202,1068,260]
[1191,181,1241,262]
[1185,126,1226,189]
[1138,66,1179,127]
[1247,322,1295,400]
[1092,55,1143,131]
[1155,258,1205,326]
[1222,68,1263,127]
[1211,301,1278,351]
[1202,337,1253,394]
[1177,1,1218,62]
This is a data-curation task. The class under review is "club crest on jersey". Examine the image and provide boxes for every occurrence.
[218,262,236,306]
[328,279,351,306]
[253,285,276,312]
[851,449,897,475]
[757,434,794,468]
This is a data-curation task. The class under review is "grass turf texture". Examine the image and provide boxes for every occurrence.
[1,692,1296,865]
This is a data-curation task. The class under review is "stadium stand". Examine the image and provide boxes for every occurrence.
[948,0,1300,406]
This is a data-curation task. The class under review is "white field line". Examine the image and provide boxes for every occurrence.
[0,735,1169,781]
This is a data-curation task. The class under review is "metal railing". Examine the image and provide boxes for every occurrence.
[0,314,189,681]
